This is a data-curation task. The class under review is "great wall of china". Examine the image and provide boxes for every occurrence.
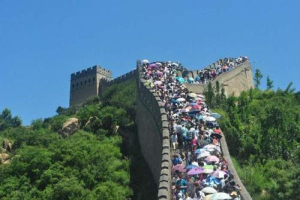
[70,59,254,200]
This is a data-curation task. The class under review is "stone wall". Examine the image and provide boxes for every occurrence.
[183,61,254,96]
[99,69,137,97]
[136,61,171,199]
[97,60,253,200]
[220,133,253,200]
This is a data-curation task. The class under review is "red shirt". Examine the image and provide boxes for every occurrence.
[214,128,222,134]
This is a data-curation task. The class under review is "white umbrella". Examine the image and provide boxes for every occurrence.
[177,98,186,102]
[206,116,216,122]
[155,62,162,66]
[197,151,211,159]
[205,192,232,200]
[203,144,218,149]
[197,94,205,98]
[142,59,149,64]
[171,62,179,66]
[201,187,217,194]
[188,93,197,98]
[203,168,214,174]
[191,161,199,166]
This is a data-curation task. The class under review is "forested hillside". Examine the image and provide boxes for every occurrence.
[204,81,300,200]
[0,79,156,200]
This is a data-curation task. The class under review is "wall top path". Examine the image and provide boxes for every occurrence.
[135,59,253,200]
[183,61,253,96]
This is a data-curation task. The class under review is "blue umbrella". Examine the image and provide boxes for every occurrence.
[188,77,194,83]
[189,102,198,106]
[185,165,199,170]
[211,113,221,119]
[205,175,220,186]
[197,115,204,120]
[195,148,207,154]
[189,110,201,115]
[176,77,185,83]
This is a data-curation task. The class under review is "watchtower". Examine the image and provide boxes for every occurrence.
[69,65,113,106]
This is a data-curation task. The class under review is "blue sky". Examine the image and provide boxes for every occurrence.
[1,0,299,125]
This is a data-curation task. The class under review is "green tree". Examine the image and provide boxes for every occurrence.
[266,76,274,90]
[254,69,263,89]
[0,108,22,130]
[203,82,215,108]
[284,82,295,94]
[215,81,221,106]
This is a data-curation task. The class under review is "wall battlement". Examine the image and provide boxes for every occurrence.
[71,65,112,80]
[136,60,171,199]
[104,69,137,85]
[69,65,113,106]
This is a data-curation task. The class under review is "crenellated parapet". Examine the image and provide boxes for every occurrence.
[71,65,112,80]
[102,69,137,86]
[69,65,113,107]
[136,60,171,199]
[98,69,137,97]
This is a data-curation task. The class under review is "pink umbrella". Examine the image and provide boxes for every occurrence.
[211,170,227,178]
[205,156,220,163]
[172,164,186,174]
[187,167,204,175]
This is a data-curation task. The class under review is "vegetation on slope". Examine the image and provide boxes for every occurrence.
[204,78,300,200]
[0,79,156,200]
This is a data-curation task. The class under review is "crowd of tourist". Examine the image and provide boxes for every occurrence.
[183,56,248,84]
[141,59,243,200]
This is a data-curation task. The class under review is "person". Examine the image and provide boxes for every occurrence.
[173,185,184,200]
[181,125,188,149]
[176,173,187,195]
[186,125,195,149]
[220,174,228,191]
[172,132,178,150]
[172,154,182,166]
[192,137,197,151]
[186,176,195,198]
[212,136,218,145]
[213,126,222,134]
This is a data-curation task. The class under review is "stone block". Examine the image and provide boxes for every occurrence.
[162,139,170,149]
[162,154,169,163]
[157,189,168,199]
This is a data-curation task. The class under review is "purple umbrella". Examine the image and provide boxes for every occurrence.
[156,71,163,76]
[149,63,159,69]
[187,167,204,175]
